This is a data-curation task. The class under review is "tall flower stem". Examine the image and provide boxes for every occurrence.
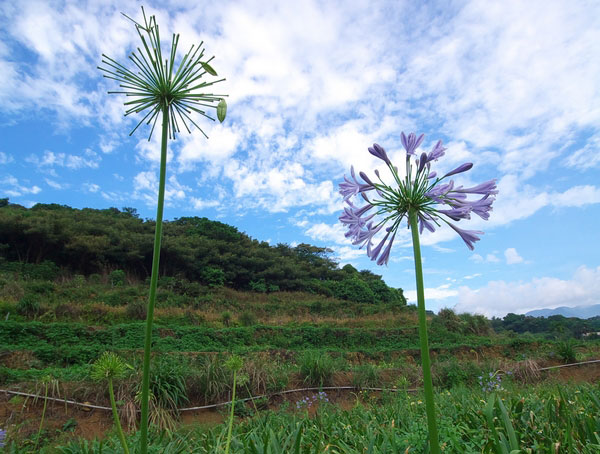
[108,378,129,454]
[140,104,169,454]
[408,208,440,454]
[224,369,238,454]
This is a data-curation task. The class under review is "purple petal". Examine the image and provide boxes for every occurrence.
[442,163,473,178]
[359,171,376,187]
[452,179,498,196]
[376,231,396,266]
[368,143,392,166]
[418,152,428,173]
[418,214,436,233]
[428,140,446,161]
[438,207,471,221]
[448,223,483,250]
[367,230,390,261]
[427,171,437,179]
[401,132,425,156]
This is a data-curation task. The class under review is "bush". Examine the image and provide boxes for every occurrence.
[25,281,56,296]
[221,311,232,327]
[298,351,337,387]
[109,269,126,287]
[239,310,257,326]
[352,364,381,388]
[556,339,577,363]
[146,355,189,411]
[201,267,225,288]
[125,299,147,320]
[189,354,229,402]
[16,294,41,316]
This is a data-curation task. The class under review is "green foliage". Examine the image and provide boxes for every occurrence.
[298,351,338,387]
[556,338,577,363]
[188,354,229,402]
[25,383,597,453]
[201,266,225,288]
[0,204,404,302]
[249,279,268,293]
[220,310,232,327]
[125,299,147,320]
[238,310,257,326]
[352,363,381,388]
[16,294,40,316]
[145,355,189,411]
[109,269,126,287]
[90,352,129,381]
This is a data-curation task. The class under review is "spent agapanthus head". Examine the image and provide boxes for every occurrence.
[98,7,227,141]
[339,133,497,264]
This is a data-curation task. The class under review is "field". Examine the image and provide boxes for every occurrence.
[1,272,600,453]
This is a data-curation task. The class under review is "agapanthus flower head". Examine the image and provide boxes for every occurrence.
[98,7,227,141]
[339,132,497,262]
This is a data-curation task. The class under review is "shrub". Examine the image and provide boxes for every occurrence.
[556,339,577,363]
[0,278,24,301]
[352,364,381,388]
[145,355,189,411]
[299,351,337,387]
[25,281,56,296]
[109,269,126,287]
[239,310,257,326]
[125,299,147,320]
[221,311,232,327]
[16,294,41,316]
[249,279,267,293]
[201,267,225,288]
[189,354,229,402]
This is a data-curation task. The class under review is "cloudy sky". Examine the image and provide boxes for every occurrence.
[1,0,599,317]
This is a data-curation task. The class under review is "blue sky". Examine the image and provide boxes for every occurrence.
[1,0,599,317]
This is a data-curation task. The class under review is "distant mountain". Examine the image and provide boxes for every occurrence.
[526,304,600,319]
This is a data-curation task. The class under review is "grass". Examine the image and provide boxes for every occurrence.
[6,382,599,453]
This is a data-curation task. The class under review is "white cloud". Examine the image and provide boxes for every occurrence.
[470,253,500,264]
[456,266,600,318]
[1,175,41,197]
[405,284,459,303]
[565,135,600,170]
[504,248,524,265]
[45,178,68,190]
[26,150,100,170]
[133,172,189,206]
[83,183,100,193]
[464,273,481,280]
[190,197,220,210]
[0,151,14,164]
[304,222,348,244]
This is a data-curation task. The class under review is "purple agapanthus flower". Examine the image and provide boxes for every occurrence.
[0,428,5,448]
[338,132,497,262]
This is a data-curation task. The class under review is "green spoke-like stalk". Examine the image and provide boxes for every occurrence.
[408,208,440,454]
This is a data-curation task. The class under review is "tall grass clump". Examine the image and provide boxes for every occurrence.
[299,351,337,387]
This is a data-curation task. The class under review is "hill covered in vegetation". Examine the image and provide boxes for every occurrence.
[0,199,405,306]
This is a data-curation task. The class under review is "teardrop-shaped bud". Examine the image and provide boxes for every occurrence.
[217,98,227,123]
[201,62,218,76]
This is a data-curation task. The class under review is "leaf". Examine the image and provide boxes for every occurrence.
[217,98,227,123]
[201,61,218,76]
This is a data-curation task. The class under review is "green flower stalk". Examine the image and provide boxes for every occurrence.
[339,134,497,454]
[91,352,132,454]
[224,355,244,454]
[98,8,227,454]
